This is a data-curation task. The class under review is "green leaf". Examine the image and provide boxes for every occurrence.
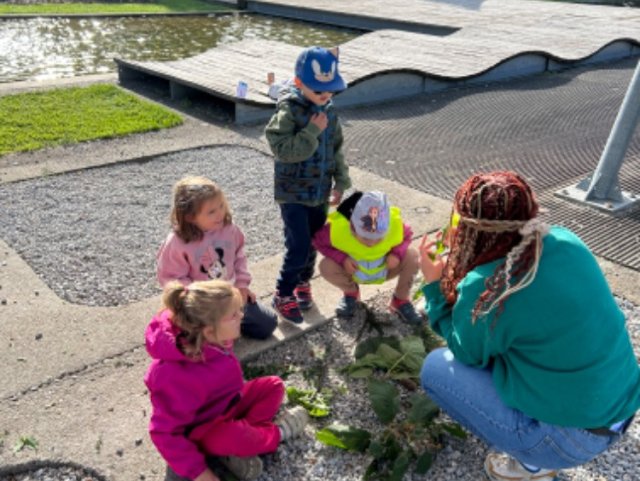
[390,451,411,481]
[407,394,440,425]
[286,386,331,418]
[399,336,426,359]
[427,227,449,261]
[13,435,38,453]
[376,344,404,367]
[346,352,392,376]
[368,379,399,424]
[441,422,468,439]
[364,459,379,480]
[315,423,371,452]
[368,439,385,459]
[415,451,434,474]
[349,367,374,378]
[382,433,403,460]
[398,336,426,375]
[389,371,417,380]
[355,336,401,360]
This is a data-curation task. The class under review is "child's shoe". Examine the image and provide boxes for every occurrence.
[335,290,360,319]
[294,282,314,310]
[389,296,424,325]
[164,466,190,481]
[484,452,558,481]
[272,293,303,324]
[275,405,309,442]
[220,455,263,481]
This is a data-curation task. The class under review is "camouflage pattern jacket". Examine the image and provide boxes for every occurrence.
[265,87,351,205]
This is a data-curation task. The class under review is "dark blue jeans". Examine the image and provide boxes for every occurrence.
[276,203,328,297]
[241,301,278,340]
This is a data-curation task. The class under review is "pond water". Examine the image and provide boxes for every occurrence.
[0,13,359,83]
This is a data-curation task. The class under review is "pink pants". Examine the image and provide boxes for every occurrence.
[189,376,285,457]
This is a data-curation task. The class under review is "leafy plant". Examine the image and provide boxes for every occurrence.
[316,423,371,452]
[319,325,462,480]
[13,435,38,453]
[345,335,426,381]
[286,386,331,418]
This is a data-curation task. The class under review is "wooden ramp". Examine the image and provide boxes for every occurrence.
[115,0,640,124]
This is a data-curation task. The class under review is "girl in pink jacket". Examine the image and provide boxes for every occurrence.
[145,280,308,481]
[156,176,277,340]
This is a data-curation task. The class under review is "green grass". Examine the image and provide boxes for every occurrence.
[0,84,183,156]
[0,1,231,15]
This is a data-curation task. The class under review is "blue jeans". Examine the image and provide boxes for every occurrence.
[276,203,327,296]
[241,301,278,340]
[420,348,622,470]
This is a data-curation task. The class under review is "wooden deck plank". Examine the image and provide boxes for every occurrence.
[115,0,640,115]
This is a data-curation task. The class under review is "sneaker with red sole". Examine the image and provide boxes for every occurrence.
[294,282,314,311]
[272,293,304,324]
[389,296,424,325]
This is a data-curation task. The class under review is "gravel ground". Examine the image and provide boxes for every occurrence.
[2,294,639,481]
[0,145,282,307]
[1,143,638,480]
[251,295,640,481]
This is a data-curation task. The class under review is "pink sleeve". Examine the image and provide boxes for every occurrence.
[232,226,251,289]
[389,223,413,260]
[156,234,192,287]
[313,224,348,266]
[145,369,208,480]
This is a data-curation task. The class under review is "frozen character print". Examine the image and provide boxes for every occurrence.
[200,246,227,280]
[361,206,379,234]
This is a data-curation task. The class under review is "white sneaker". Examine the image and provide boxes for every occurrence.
[484,452,558,481]
[275,406,309,441]
[220,455,263,480]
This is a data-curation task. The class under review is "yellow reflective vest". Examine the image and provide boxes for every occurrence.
[328,206,404,284]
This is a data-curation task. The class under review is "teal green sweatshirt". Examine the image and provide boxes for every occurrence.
[423,226,640,428]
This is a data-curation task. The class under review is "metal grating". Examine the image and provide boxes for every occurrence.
[341,58,640,270]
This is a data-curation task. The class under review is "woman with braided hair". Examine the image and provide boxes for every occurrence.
[418,171,639,481]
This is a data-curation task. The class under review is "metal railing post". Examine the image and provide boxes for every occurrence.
[557,59,640,213]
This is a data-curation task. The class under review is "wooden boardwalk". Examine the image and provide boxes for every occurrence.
[115,0,640,123]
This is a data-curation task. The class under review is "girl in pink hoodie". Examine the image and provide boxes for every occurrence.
[145,280,308,481]
[156,176,277,340]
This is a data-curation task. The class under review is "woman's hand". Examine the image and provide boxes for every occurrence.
[194,468,220,481]
[343,257,358,275]
[238,287,256,304]
[386,254,400,270]
[419,233,445,284]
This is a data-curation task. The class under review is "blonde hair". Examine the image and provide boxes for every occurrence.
[170,176,232,243]
[163,280,242,357]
